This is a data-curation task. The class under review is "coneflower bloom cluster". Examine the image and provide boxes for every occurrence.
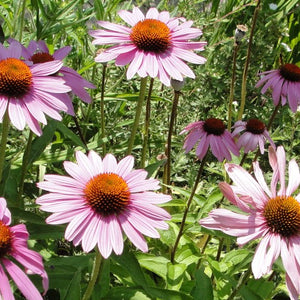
[36,151,171,259]
[0,42,72,135]
[181,118,239,161]
[232,119,275,154]
[0,197,48,299]
[89,7,206,86]
[200,146,300,300]
[256,63,300,112]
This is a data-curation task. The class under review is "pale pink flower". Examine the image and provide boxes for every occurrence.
[18,40,95,104]
[89,7,206,86]
[200,146,300,300]
[0,42,72,135]
[232,119,275,154]
[181,118,239,161]
[36,151,171,259]
[0,197,48,299]
[256,63,300,112]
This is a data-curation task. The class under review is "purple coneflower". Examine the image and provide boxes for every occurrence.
[256,63,300,112]
[181,118,239,161]
[89,7,206,86]
[0,42,71,135]
[0,197,48,299]
[200,146,300,300]
[232,118,275,154]
[36,151,171,259]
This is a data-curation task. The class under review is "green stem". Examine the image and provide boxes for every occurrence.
[0,110,9,187]
[141,78,154,168]
[237,0,261,120]
[171,154,207,263]
[228,44,239,130]
[19,0,27,41]
[18,130,33,208]
[163,90,180,193]
[227,265,252,300]
[127,77,148,155]
[101,64,107,156]
[82,249,102,300]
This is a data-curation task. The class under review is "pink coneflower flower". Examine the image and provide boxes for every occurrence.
[89,7,206,86]
[36,151,171,259]
[0,197,48,299]
[256,63,300,112]
[180,118,239,161]
[232,119,275,154]
[0,42,72,135]
[18,40,95,104]
[200,146,300,300]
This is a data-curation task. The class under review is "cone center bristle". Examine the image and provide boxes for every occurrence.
[130,19,171,53]
[203,118,226,136]
[84,173,130,216]
[263,196,300,237]
[246,119,265,134]
[0,221,12,258]
[30,52,54,64]
[279,63,300,82]
[0,58,32,97]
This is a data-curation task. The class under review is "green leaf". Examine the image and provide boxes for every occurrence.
[191,268,213,300]
[166,262,186,290]
[63,269,81,300]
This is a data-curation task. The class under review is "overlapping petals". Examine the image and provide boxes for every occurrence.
[37,151,171,259]
[200,146,300,300]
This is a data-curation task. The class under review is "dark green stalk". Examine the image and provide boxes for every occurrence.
[18,130,33,208]
[163,90,180,192]
[171,154,207,263]
[127,77,148,155]
[82,249,102,300]
[100,64,107,156]
[0,110,9,187]
[237,0,261,120]
[141,78,154,168]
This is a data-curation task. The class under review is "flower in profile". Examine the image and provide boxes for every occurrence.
[11,39,95,104]
[232,118,275,154]
[200,146,300,300]
[36,151,171,258]
[0,197,48,299]
[180,118,239,161]
[89,7,206,86]
[0,42,72,135]
[256,63,300,112]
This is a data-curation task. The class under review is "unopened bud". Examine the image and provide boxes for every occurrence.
[171,78,185,91]
[235,25,247,43]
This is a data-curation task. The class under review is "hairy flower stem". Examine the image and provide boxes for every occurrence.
[163,90,180,193]
[19,0,27,41]
[237,0,261,120]
[127,77,148,155]
[100,64,107,156]
[18,130,33,208]
[73,116,87,148]
[227,266,252,300]
[82,249,102,300]
[228,43,240,130]
[0,110,9,188]
[141,78,154,168]
[171,154,207,263]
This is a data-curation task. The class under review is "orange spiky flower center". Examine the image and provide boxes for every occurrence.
[263,196,300,237]
[130,19,171,53]
[0,58,32,97]
[84,173,130,216]
[0,221,13,258]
